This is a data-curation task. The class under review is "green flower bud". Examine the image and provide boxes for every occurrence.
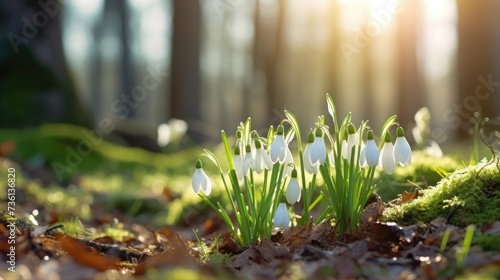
[384,132,392,143]
[396,126,405,137]
[307,131,315,143]
[314,127,323,138]
[367,130,375,140]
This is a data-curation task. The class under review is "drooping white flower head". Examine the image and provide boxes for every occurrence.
[273,203,290,230]
[394,127,412,166]
[359,140,367,167]
[252,139,273,173]
[243,144,253,176]
[233,145,244,183]
[341,130,348,159]
[379,132,396,174]
[364,130,379,167]
[286,169,301,204]
[426,140,443,158]
[303,131,320,174]
[192,160,212,195]
[346,123,359,161]
[270,125,287,164]
[310,128,327,166]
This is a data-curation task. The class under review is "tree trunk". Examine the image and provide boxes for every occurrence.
[170,0,202,142]
[456,0,497,138]
[396,0,424,128]
[0,1,88,128]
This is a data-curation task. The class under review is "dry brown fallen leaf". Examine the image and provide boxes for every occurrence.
[55,234,118,272]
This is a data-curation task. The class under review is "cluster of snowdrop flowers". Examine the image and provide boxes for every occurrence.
[191,94,413,245]
[378,127,412,174]
[191,119,303,246]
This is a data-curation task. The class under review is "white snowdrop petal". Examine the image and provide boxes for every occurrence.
[234,156,244,182]
[379,142,396,174]
[304,143,319,174]
[394,136,412,166]
[243,152,252,175]
[273,203,290,229]
[365,140,380,167]
[192,169,201,193]
[200,169,212,195]
[270,135,287,163]
[262,149,274,170]
[341,140,348,159]
[346,133,359,160]
[310,137,327,164]
[286,178,301,204]
[359,142,367,167]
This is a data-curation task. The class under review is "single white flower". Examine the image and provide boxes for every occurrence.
[359,141,367,167]
[303,132,320,174]
[364,130,379,167]
[192,160,212,195]
[270,125,287,163]
[426,140,443,158]
[273,203,290,230]
[243,144,253,175]
[286,169,301,204]
[233,146,244,183]
[394,127,412,166]
[341,139,348,159]
[252,139,273,173]
[346,123,359,161]
[379,133,396,174]
[310,128,327,166]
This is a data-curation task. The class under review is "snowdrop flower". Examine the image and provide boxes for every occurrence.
[157,118,188,147]
[426,140,443,158]
[412,107,431,147]
[341,130,348,159]
[243,144,253,176]
[310,128,327,166]
[233,146,244,183]
[192,160,212,195]
[346,123,359,161]
[363,130,379,167]
[252,139,273,173]
[359,141,367,167]
[270,125,287,163]
[286,169,301,204]
[379,132,396,174]
[303,132,320,174]
[273,203,290,230]
[394,127,412,166]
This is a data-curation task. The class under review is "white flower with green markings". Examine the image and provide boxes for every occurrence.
[394,127,412,166]
[192,160,212,195]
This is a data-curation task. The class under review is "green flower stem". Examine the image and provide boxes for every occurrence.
[198,194,238,240]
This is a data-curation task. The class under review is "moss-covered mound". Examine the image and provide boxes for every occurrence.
[376,151,462,201]
[382,157,500,226]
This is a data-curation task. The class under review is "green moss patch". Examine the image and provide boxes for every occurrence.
[382,157,500,226]
[375,151,462,201]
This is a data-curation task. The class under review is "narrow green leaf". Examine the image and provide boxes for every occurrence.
[285,110,302,149]
[221,130,235,170]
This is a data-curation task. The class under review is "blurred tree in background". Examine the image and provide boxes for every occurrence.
[0,0,499,146]
[0,1,88,128]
